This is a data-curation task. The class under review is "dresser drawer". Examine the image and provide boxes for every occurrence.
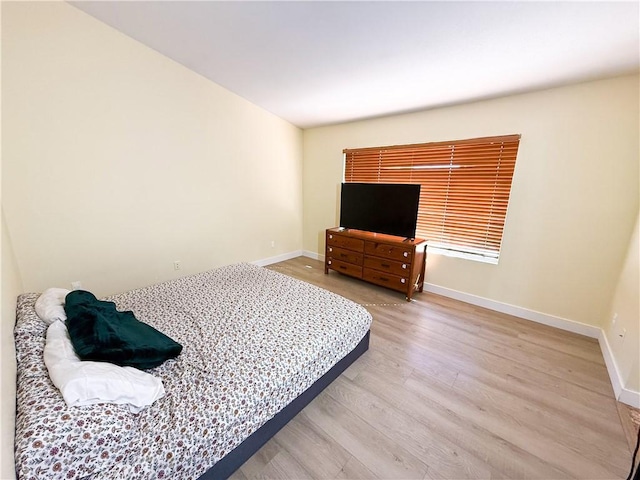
[362,268,408,293]
[327,246,364,266]
[363,257,410,277]
[364,241,413,261]
[327,233,364,252]
[327,259,363,278]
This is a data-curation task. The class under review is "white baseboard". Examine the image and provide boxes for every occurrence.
[423,283,601,338]
[599,330,624,399]
[303,250,324,261]
[619,388,640,408]
[251,250,303,267]
[599,330,640,408]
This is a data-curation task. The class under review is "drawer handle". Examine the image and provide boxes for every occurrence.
[329,235,333,239]
[328,260,332,265]
[403,252,408,257]
[401,278,406,284]
[381,263,390,268]
[328,247,333,252]
[402,264,407,269]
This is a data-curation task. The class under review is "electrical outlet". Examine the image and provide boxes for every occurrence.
[174,261,181,271]
[71,281,82,290]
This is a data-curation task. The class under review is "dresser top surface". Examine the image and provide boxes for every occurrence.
[327,227,427,247]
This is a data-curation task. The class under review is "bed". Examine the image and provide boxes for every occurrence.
[14,263,372,479]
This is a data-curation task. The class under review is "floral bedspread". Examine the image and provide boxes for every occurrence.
[14,263,372,479]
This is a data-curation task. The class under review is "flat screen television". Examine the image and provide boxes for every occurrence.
[340,182,421,239]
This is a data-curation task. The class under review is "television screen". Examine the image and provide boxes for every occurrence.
[340,183,421,239]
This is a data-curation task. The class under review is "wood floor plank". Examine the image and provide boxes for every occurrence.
[326,375,494,479]
[417,293,603,356]
[342,346,423,385]
[451,371,629,473]
[374,318,624,445]
[271,413,351,480]
[405,369,625,479]
[228,467,250,480]
[251,257,631,480]
[351,367,570,479]
[303,394,428,479]
[251,450,313,480]
[374,312,614,398]
[334,455,380,480]
[238,438,282,478]
[511,329,604,364]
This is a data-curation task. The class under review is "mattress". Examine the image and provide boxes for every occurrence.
[14,263,372,479]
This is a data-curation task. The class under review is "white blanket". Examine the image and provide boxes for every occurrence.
[44,320,165,413]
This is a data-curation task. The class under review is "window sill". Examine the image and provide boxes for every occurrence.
[426,245,499,265]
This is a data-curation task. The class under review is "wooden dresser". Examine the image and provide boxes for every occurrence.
[324,227,427,301]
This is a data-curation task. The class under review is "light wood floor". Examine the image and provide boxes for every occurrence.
[230,257,631,480]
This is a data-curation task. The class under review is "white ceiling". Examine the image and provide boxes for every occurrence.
[70,1,639,129]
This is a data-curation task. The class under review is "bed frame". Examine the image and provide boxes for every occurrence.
[198,330,371,479]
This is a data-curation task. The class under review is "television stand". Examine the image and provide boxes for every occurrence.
[324,227,427,301]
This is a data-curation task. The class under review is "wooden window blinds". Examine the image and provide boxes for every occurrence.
[343,134,521,259]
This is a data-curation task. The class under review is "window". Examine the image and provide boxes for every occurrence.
[343,134,521,262]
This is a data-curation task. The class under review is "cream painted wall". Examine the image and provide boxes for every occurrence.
[2,1,303,299]
[303,74,639,329]
[2,3,302,476]
[1,210,23,480]
[604,213,639,393]
[0,5,22,478]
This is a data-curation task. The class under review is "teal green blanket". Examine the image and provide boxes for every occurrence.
[65,290,182,369]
